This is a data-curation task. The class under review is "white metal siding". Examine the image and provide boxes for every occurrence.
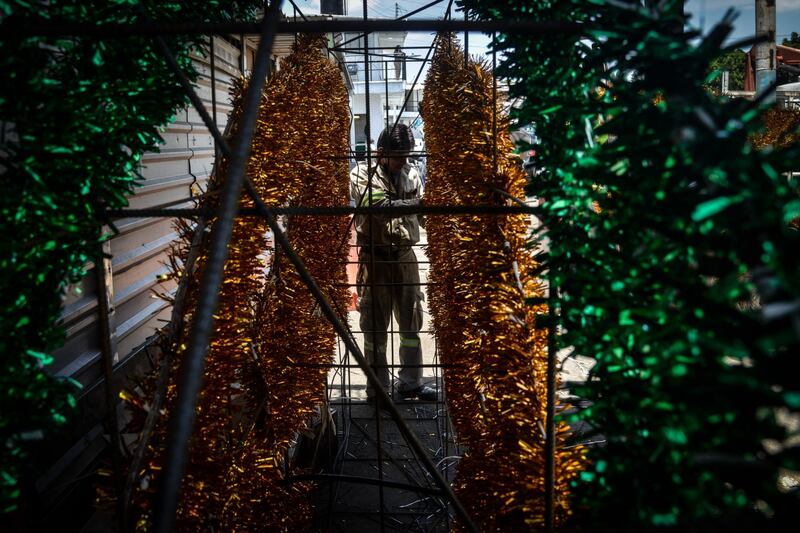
[52,36,244,395]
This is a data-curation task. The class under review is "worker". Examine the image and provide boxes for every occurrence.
[350,124,436,405]
[393,45,406,79]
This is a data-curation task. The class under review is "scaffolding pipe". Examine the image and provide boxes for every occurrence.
[359,2,388,529]
[151,3,283,531]
[105,204,539,218]
[143,1,476,528]
[544,290,558,533]
[5,18,585,38]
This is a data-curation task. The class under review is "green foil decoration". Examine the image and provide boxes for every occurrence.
[0,0,259,514]
[461,0,799,529]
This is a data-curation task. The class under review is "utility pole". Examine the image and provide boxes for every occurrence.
[755,0,777,103]
[395,3,399,18]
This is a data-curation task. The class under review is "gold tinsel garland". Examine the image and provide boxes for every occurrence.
[422,36,586,530]
[124,35,349,531]
[751,108,800,229]
[224,33,351,528]
[751,107,800,150]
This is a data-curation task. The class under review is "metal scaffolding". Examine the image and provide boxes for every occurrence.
[16,0,589,530]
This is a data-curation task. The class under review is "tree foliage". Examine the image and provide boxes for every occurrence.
[0,0,259,515]
[705,48,746,93]
[782,31,800,48]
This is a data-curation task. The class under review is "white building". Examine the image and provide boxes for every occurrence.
[341,31,424,158]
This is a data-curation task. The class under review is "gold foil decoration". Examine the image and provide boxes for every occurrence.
[751,108,800,229]
[422,35,586,530]
[226,32,351,529]
[751,107,800,149]
[124,35,350,531]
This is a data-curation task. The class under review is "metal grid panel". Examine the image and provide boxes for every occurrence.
[26,3,583,531]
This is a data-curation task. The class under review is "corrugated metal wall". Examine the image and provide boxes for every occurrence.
[53,37,243,390]
[42,36,249,515]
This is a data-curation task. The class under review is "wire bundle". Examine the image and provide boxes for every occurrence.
[422,36,585,530]
[127,35,349,530]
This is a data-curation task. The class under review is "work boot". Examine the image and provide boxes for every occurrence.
[396,384,437,402]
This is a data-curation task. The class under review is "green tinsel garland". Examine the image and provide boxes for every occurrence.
[0,0,259,514]
[461,0,800,529]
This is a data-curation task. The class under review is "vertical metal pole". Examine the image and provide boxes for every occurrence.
[463,8,469,69]
[491,32,497,177]
[210,35,218,161]
[152,3,283,531]
[362,2,386,531]
[95,235,123,532]
[385,60,390,129]
[385,54,395,405]
[544,289,557,533]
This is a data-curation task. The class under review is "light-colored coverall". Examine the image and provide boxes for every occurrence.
[349,161,424,397]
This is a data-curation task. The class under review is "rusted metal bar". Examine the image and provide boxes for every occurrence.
[94,236,124,531]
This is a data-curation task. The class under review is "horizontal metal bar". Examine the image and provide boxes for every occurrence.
[336,282,436,287]
[335,46,435,51]
[335,330,439,334]
[343,150,429,154]
[326,510,448,517]
[349,243,428,248]
[107,204,537,218]
[345,261,431,265]
[285,473,444,497]
[308,363,462,368]
[343,57,429,63]
[294,153,429,160]
[2,19,584,39]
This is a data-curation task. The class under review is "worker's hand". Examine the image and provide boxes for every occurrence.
[387,197,421,208]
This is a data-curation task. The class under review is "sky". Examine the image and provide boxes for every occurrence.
[286,0,800,84]
[686,0,800,44]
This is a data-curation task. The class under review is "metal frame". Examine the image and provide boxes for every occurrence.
[94,233,124,531]
[149,3,284,531]
[16,2,574,532]
[6,19,584,39]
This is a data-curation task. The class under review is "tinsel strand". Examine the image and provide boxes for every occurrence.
[422,35,586,531]
[125,34,350,531]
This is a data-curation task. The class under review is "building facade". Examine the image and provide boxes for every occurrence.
[342,31,423,157]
